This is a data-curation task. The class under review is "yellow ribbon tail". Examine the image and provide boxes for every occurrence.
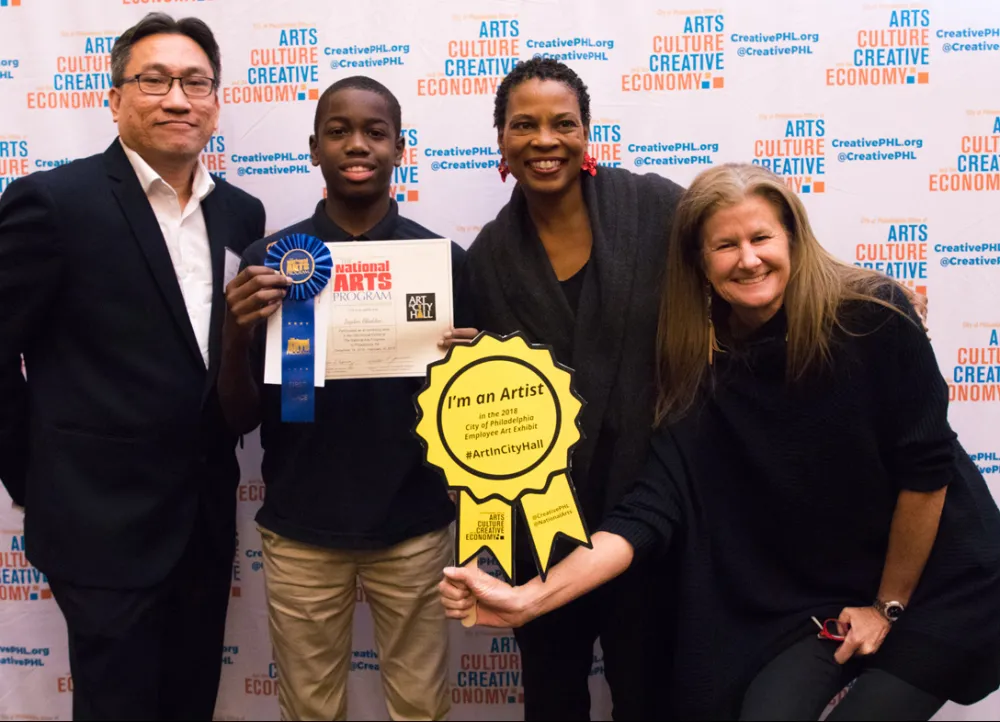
[519,473,591,579]
[456,491,514,582]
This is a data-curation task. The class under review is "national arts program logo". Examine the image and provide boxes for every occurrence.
[417,15,521,97]
[825,8,930,87]
[930,111,1000,193]
[622,11,725,93]
[223,25,320,105]
[27,31,114,110]
[752,114,826,194]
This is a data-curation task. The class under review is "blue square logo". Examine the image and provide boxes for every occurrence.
[396,193,405,202]
[701,81,710,89]
[906,76,915,84]
[802,185,812,193]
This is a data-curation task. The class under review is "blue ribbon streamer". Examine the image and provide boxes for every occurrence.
[264,234,332,422]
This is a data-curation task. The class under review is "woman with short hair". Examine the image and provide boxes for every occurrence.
[446,57,685,720]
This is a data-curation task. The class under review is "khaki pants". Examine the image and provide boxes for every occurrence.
[259,526,453,721]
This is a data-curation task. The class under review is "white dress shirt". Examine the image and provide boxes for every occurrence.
[120,138,215,367]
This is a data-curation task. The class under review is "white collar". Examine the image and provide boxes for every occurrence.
[119,137,215,201]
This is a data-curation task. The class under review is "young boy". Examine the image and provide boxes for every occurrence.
[219,77,464,721]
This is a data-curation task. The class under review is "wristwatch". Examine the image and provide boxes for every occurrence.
[874,598,905,623]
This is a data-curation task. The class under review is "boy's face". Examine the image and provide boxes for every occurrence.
[309,88,404,203]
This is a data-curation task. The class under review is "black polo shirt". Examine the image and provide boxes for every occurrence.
[242,200,467,549]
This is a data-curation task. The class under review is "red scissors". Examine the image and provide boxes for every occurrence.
[812,616,850,642]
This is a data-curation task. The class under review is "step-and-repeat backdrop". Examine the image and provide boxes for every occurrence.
[1,0,998,719]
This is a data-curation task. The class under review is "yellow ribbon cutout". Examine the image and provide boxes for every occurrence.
[415,332,590,582]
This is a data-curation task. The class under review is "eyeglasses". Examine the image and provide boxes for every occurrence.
[812,616,850,642]
[120,73,217,98]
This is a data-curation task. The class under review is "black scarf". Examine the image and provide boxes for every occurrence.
[465,167,684,523]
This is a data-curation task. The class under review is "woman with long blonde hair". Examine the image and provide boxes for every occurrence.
[440,163,1000,720]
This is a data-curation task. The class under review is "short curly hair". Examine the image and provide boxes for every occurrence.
[493,58,591,134]
[314,76,401,136]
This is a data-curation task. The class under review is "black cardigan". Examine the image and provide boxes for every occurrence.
[604,294,1000,718]
[464,168,684,538]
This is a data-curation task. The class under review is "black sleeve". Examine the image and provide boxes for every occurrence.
[882,290,957,492]
[600,427,684,559]
[241,242,268,384]
[248,196,266,245]
[0,175,65,505]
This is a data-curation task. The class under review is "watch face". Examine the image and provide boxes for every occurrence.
[886,604,904,621]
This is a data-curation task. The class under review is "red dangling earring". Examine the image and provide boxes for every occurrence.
[581,153,598,176]
[497,157,510,183]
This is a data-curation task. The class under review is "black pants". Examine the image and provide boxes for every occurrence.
[740,634,946,721]
[513,535,672,721]
[48,514,233,721]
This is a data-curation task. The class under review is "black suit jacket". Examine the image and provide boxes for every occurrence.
[0,140,265,588]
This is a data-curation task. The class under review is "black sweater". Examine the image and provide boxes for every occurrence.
[244,201,468,550]
[603,293,1000,718]
[465,168,684,547]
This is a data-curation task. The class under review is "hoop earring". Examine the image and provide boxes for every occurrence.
[498,157,510,183]
[581,153,598,176]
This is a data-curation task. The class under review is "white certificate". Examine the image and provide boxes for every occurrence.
[265,238,454,383]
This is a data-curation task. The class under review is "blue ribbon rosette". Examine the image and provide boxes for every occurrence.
[265,234,332,422]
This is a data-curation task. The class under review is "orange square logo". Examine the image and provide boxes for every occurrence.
[308,88,319,100]
[917,72,929,84]
[813,181,825,193]
[12,0,21,6]
[231,586,242,598]
[407,190,419,202]
[40,588,52,600]
[713,77,725,89]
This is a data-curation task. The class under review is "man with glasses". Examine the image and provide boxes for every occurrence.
[0,12,264,720]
